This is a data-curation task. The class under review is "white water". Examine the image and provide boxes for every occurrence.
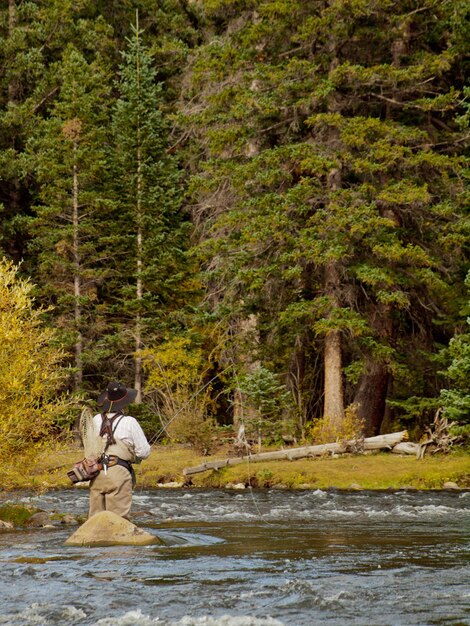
[0,488,468,625]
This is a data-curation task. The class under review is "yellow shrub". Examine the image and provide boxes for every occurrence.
[142,336,215,451]
[307,404,365,445]
[143,337,203,389]
[0,259,70,459]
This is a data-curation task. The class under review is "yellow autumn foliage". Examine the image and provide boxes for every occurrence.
[0,259,69,459]
[143,337,203,390]
[307,404,365,445]
[142,337,216,452]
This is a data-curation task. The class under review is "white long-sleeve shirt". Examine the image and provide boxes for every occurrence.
[93,413,151,461]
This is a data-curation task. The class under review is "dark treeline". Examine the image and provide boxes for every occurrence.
[0,0,468,443]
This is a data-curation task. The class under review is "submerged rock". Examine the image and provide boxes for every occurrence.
[27,512,52,527]
[64,511,161,547]
[60,514,79,525]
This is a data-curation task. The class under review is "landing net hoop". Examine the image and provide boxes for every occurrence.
[79,406,104,459]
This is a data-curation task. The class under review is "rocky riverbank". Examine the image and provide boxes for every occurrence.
[0,502,83,530]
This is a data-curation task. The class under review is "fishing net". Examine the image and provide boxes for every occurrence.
[79,406,104,458]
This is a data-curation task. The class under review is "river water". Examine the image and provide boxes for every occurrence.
[0,488,468,626]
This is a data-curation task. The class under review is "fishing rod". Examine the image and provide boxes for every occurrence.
[49,365,234,476]
[146,350,272,524]
[226,354,276,525]
[147,364,234,445]
[45,367,231,474]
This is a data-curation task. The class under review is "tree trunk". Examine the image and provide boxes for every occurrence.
[322,35,345,425]
[353,360,389,436]
[134,20,143,403]
[232,313,260,429]
[323,218,344,428]
[391,442,421,456]
[287,334,306,436]
[72,141,83,388]
[323,324,344,428]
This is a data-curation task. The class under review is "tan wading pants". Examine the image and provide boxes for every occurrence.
[89,465,133,519]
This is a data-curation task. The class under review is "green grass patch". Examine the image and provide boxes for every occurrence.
[181,450,470,490]
[1,444,469,492]
[0,504,37,526]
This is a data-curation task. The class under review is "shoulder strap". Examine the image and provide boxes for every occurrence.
[99,412,123,446]
[112,414,125,434]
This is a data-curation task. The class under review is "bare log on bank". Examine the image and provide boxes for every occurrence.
[391,442,422,457]
[183,430,409,476]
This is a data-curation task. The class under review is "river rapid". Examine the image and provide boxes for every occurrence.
[0,488,468,626]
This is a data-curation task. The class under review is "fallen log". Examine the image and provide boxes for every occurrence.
[183,430,408,476]
[391,442,422,457]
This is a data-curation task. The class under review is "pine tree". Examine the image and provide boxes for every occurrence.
[440,271,470,433]
[180,0,469,436]
[27,46,111,390]
[0,0,48,260]
[0,0,115,264]
[107,16,188,401]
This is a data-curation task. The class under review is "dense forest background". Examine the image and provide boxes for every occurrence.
[0,0,468,451]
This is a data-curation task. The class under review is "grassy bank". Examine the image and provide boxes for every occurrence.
[2,443,469,492]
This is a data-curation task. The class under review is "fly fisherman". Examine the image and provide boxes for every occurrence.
[89,381,151,519]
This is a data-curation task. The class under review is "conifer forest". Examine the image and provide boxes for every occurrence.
[0,0,469,451]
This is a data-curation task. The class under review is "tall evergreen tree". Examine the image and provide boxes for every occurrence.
[180,0,469,435]
[107,17,188,401]
[0,0,48,261]
[27,46,111,390]
[0,0,115,265]
[439,271,470,432]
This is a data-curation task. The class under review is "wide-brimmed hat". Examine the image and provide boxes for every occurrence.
[97,381,137,413]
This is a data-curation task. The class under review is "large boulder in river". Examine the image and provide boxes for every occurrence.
[64,511,161,547]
